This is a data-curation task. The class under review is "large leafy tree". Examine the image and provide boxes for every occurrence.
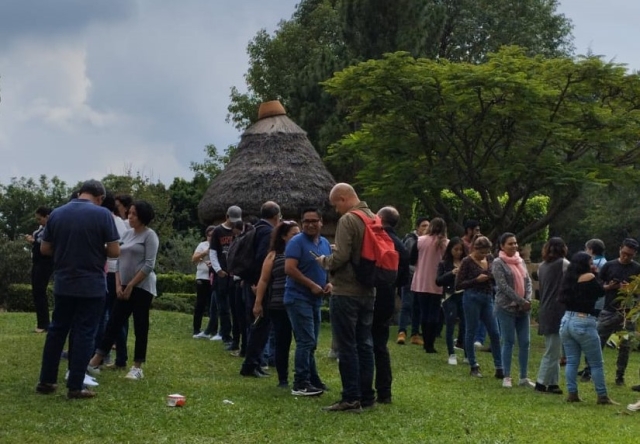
[323,47,640,242]
[228,0,573,182]
[0,175,69,240]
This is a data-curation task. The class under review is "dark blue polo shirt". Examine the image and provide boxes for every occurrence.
[42,199,119,297]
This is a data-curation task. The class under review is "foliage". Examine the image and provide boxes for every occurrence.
[156,231,203,275]
[323,48,640,242]
[2,283,52,312]
[156,272,197,295]
[152,293,196,314]
[227,0,574,183]
[3,310,640,444]
[0,175,70,240]
[0,240,32,306]
[615,274,640,343]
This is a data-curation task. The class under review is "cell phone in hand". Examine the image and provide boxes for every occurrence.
[309,250,320,258]
[253,315,262,326]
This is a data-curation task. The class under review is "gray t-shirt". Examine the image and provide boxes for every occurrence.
[117,228,159,296]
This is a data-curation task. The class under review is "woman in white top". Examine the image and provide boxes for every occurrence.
[193,226,215,338]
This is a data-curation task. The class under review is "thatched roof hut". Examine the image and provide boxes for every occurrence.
[198,101,336,224]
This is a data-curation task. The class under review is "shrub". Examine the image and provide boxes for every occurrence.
[156,273,196,295]
[153,293,195,314]
[0,239,32,306]
[4,283,53,312]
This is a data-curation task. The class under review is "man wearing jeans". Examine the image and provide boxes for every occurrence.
[284,208,332,396]
[317,183,376,413]
[35,180,120,399]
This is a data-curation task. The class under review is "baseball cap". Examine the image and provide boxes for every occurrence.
[226,205,242,223]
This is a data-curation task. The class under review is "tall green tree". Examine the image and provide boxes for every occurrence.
[323,47,640,242]
[0,175,69,240]
[228,0,573,183]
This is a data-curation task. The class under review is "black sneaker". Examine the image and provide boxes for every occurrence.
[291,383,323,396]
[547,385,563,395]
[323,400,362,413]
[631,384,640,392]
[470,365,483,378]
[580,372,591,383]
[534,382,547,393]
[494,368,505,379]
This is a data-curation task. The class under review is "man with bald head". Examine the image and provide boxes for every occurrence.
[317,183,376,412]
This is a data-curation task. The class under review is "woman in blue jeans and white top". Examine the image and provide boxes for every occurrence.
[492,233,534,388]
[455,236,502,378]
[558,252,617,404]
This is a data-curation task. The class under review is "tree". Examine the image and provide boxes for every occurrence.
[228,0,574,183]
[323,47,640,242]
[0,175,69,240]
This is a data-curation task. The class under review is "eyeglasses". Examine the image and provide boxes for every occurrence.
[302,219,321,224]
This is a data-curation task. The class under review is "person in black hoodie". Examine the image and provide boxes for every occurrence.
[436,237,467,365]
[372,206,410,404]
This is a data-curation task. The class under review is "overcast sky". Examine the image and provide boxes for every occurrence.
[0,0,638,186]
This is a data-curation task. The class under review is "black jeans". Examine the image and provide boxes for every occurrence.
[270,308,293,384]
[194,279,212,334]
[372,284,395,400]
[330,295,375,403]
[215,275,233,342]
[97,272,129,366]
[418,292,443,351]
[31,260,53,330]
[229,279,245,349]
[241,293,272,373]
[98,287,153,363]
[443,293,465,355]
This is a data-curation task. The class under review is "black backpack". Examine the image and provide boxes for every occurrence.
[226,228,256,279]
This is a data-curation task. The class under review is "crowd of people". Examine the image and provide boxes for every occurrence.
[30,180,640,412]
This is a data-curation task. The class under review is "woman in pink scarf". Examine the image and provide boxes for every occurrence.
[492,232,534,389]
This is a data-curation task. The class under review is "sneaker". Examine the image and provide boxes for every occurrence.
[470,365,482,378]
[547,385,563,395]
[519,378,535,388]
[448,354,458,365]
[229,350,242,357]
[125,367,144,380]
[193,331,210,339]
[494,369,505,379]
[454,341,464,351]
[410,334,424,346]
[225,343,240,351]
[361,398,376,409]
[65,371,99,387]
[277,382,289,389]
[86,364,101,376]
[627,400,640,412]
[396,332,406,345]
[323,400,362,413]
[210,334,223,341]
[473,341,483,349]
[291,383,323,397]
[502,377,513,388]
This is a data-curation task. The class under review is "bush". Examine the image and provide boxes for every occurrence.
[4,283,53,312]
[0,239,32,306]
[153,293,195,314]
[156,273,196,295]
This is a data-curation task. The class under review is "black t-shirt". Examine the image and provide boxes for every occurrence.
[210,225,234,272]
[561,278,603,315]
[599,259,640,311]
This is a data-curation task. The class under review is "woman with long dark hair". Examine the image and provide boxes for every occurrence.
[535,237,568,394]
[252,221,300,387]
[436,237,467,365]
[559,252,617,404]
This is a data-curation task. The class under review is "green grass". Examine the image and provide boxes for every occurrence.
[2,310,639,443]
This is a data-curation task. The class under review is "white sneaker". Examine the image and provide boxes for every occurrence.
[473,341,483,349]
[448,354,458,365]
[65,370,99,387]
[519,378,535,388]
[209,334,223,341]
[502,377,512,388]
[125,366,144,380]
[193,331,210,339]
[627,400,640,412]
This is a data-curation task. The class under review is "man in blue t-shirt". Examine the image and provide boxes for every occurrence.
[284,208,332,396]
[36,180,120,400]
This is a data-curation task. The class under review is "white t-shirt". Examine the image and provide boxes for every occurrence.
[107,216,128,273]
[195,241,210,280]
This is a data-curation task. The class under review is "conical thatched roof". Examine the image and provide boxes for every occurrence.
[198,101,336,224]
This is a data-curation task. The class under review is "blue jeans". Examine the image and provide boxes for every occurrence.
[443,293,465,355]
[495,307,530,379]
[560,312,607,396]
[536,333,561,386]
[475,323,487,345]
[462,289,502,370]
[286,298,322,386]
[330,295,375,403]
[398,285,420,336]
[39,294,104,391]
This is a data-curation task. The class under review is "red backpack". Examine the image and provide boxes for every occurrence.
[350,209,400,287]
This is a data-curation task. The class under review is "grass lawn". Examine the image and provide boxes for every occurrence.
[2,310,640,443]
